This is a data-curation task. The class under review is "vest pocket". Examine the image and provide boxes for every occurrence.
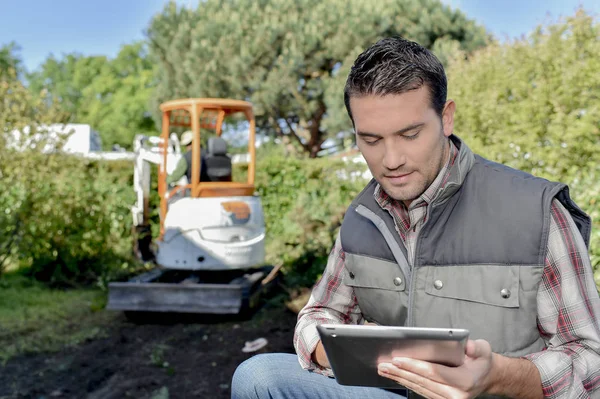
[418,264,544,355]
[424,265,520,308]
[343,253,408,325]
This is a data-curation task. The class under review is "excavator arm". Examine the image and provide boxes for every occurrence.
[131,134,182,260]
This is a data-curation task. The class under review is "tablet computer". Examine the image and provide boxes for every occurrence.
[316,324,469,388]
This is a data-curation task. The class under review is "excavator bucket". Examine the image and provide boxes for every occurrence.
[107,266,276,314]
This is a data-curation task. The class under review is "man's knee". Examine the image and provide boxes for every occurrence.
[231,353,292,399]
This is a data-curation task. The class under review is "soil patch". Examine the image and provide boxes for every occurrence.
[0,305,297,399]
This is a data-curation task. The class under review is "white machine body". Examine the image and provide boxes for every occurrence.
[157,196,266,270]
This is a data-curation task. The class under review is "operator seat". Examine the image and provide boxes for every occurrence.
[205,137,232,182]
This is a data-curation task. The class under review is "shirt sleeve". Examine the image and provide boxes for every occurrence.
[166,157,187,185]
[293,232,364,376]
[525,199,600,398]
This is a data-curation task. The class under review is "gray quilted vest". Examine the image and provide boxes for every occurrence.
[339,138,591,398]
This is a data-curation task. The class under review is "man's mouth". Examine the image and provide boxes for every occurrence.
[384,172,413,184]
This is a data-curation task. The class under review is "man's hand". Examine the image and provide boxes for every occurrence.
[311,340,331,369]
[377,339,495,399]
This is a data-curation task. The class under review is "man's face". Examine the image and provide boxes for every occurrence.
[351,87,455,206]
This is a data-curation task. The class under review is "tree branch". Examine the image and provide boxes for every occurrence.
[284,117,309,152]
[306,100,327,157]
[268,115,285,137]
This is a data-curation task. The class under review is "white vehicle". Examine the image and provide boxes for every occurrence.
[107,98,276,315]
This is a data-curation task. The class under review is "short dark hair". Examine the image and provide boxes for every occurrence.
[344,37,447,122]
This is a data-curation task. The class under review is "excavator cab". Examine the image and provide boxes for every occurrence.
[158,99,256,214]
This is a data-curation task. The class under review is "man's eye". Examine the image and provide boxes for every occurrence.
[404,131,421,140]
[363,139,379,145]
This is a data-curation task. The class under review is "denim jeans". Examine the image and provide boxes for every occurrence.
[231,353,407,399]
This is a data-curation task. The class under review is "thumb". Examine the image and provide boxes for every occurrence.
[465,339,491,359]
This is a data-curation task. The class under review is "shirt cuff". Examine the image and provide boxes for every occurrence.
[295,323,335,377]
[523,349,568,397]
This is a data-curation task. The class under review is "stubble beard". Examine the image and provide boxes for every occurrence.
[381,136,450,204]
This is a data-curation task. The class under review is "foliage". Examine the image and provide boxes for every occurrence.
[0,67,68,275]
[1,152,136,286]
[0,273,114,363]
[27,54,106,118]
[147,0,489,157]
[0,42,23,79]
[1,66,136,284]
[255,154,367,286]
[447,10,600,289]
[27,42,157,150]
[77,42,158,149]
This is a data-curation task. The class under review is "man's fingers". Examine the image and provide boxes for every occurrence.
[390,356,477,393]
[394,358,436,380]
[378,364,453,399]
[391,357,454,385]
[379,338,494,396]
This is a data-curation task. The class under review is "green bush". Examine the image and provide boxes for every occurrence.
[0,152,135,287]
[255,154,367,286]
[447,10,600,289]
[0,65,139,286]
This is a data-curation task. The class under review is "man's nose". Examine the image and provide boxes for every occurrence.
[382,143,406,171]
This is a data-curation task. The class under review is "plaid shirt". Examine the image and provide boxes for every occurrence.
[294,141,600,398]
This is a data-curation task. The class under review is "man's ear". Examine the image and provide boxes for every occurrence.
[442,100,456,138]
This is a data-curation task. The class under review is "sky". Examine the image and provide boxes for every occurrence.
[442,0,599,40]
[1,0,599,73]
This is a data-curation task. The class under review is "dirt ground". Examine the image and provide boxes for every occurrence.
[0,303,298,399]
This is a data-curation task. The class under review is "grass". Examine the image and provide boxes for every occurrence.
[0,273,117,363]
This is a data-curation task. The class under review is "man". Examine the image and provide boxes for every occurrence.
[231,37,600,398]
[166,130,210,185]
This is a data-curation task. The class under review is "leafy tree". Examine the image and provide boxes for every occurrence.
[447,9,600,287]
[147,0,489,157]
[27,43,157,149]
[77,42,157,149]
[0,42,23,78]
[28,54,108,118]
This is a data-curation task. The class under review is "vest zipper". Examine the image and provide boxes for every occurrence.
[406,189,456,326]
[407,204,434,326]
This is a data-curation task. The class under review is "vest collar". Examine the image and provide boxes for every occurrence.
[432,135,475,205]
